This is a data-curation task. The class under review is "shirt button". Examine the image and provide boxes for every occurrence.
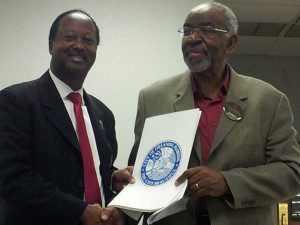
[212,123,215,127]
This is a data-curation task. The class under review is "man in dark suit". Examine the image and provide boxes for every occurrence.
[0,9,133,225]
[128,2,300,225]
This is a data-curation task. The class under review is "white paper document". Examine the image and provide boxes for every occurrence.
[147,197,189,224]
[109,109,201,219]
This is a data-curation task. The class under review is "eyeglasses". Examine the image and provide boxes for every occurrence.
[178,26,228,38]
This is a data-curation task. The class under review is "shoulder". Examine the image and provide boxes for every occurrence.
[232,70,284,99]
[141,72,185,96]
[85,93,114,117]
[0,76,46,108]
[0,72,49,99]
[231,71,291,123]
[240,74,280,92]
[1,78,40,96]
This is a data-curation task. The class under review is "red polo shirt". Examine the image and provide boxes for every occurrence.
[191,65,230,165]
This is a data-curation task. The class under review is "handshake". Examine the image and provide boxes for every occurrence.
[81,167,135,225]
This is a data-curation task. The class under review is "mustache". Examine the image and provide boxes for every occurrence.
[183,44,209,57]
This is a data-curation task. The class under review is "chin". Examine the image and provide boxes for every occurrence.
[66,63,89,73]
[185,58,211,73]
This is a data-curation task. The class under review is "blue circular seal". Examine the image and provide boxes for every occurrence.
[140,141,181,186]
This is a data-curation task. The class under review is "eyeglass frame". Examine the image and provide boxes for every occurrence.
[178,26,228,38]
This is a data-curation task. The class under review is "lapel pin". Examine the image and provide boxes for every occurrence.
[223,102,243,121]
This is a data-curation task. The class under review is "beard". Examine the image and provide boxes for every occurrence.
[184,55,212,73]
[183,43,212,73]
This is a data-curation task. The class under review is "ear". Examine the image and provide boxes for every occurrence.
[49,41,53,55]
[226,34,238,55]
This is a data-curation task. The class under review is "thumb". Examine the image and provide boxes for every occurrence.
[101,207,113,221]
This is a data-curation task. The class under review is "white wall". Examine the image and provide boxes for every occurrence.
[0,0,207,168]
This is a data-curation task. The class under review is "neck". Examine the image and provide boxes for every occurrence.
[51,68,86,91]
[193,65,226,99]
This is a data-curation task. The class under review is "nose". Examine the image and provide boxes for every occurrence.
[73,38,84,50]
[190,28,204,41]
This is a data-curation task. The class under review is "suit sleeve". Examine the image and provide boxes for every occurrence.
[0,89,86,222]
[128,90,146,166]
[222,93,300,209]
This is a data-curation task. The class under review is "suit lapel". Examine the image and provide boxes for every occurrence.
[39,72,80,152]
[173,71,202,164]
[84,92,113,168]
[173,71,195,112]
[84,93,113,203]
[209,68,248,158]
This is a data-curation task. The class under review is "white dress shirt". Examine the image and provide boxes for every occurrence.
[49,70,105,206]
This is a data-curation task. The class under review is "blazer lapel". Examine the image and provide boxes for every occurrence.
[83,92,113,168]
[84,92,113,203]
[173,71,195,112]
[209,68,248,158]
[173,71,202,164]
[39,72,81,152]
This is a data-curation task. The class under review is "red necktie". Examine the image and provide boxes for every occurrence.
[68,92,101,204]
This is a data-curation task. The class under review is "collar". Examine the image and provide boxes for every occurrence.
[49,69,85,105]
[190,64,230,100]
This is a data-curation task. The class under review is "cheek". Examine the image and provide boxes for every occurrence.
[90,47,97,58]
[87,48,97,64]
[181,41,188,54]
[50,44,66,56]
[181,39,186,49]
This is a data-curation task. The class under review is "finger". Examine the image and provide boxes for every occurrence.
[187,174,203,187]
[112,182,127,192]
[123,167,136,184]
[126,166,134,175]
[190,186,207,199]
[113,169,136,183]
[175,168,197,186]
[185,183,200,197]
[175,172,187,186]
[101,207,115,221]
[175,167,200,186]
[102,207,124,225]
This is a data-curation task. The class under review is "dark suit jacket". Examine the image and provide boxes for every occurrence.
[129,67,300,225]
[0,71,117,225]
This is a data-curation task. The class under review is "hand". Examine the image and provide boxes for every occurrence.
[101,207,125,225]
[176,166,230,200]
[112,167,135,192]
[81,204,103,225]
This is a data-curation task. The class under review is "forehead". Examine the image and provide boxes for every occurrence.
[57,12,96,34]
[184,7,227,27]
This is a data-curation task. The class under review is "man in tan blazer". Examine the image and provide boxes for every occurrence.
[128,2,300,225]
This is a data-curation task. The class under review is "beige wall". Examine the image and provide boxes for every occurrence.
[0,1,298,169]
[0,0,207,168]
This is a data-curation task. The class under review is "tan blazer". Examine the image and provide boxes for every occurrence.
[128,67,300,225]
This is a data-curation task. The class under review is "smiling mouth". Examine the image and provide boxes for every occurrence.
[189,52,202,57]
[186,50,205,58]
[69,55,85,63]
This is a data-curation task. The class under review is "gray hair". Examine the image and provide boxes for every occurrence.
[212,2,238,36]
[191,2,238,36]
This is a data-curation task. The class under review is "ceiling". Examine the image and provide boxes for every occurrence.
[217,0,300,56]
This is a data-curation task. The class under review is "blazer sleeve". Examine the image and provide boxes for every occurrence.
[0,89,86,223]
[222,93,300,209]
